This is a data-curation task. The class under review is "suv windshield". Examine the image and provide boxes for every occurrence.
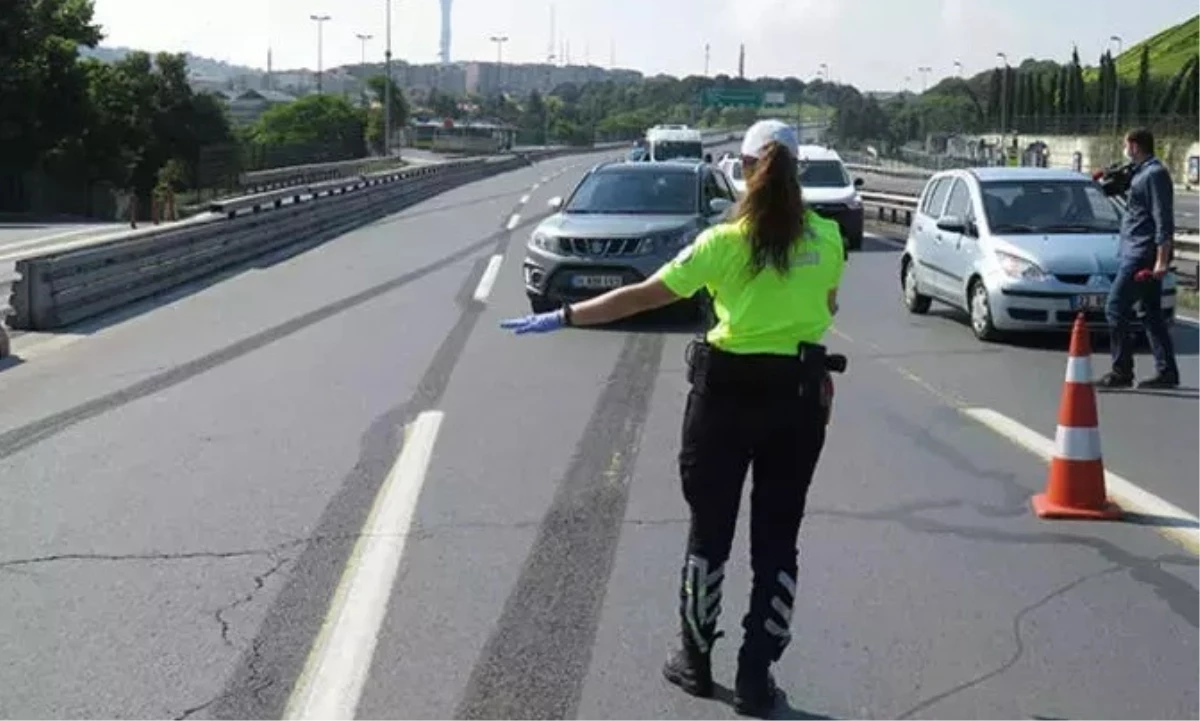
[981,180,1121,234]
[798,160,851,188]
[565,169,698,215]
[653,141,703,161]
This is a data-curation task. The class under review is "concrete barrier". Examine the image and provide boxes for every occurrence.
[0,269,17,358]
[10,157,525,331]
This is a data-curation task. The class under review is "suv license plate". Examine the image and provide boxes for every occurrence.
[1070,293,1107,310]
[571,275,624,290]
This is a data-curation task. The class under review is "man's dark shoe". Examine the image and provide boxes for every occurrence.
[1096,372,1134,389]
[662,631,722,698]
[734,657,779,718]
[1137,372,1180,389]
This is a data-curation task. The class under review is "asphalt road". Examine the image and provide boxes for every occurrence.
[0,146,1196,719]
[854,170,1200,232]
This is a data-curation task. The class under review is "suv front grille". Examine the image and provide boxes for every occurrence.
[557,237,642,256]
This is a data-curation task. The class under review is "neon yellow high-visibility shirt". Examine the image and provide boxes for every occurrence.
[654,211,845,355]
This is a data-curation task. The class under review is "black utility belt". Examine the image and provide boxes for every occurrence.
[685,340,828,394]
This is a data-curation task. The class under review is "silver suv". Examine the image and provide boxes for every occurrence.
[522,159,737,314]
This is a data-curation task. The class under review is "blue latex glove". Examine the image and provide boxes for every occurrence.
[500,310,567,334]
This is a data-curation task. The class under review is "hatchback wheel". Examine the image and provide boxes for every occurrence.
[902,258,931,314]
[969,279,1000,341]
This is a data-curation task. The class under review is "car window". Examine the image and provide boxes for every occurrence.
[564,169,698,215]
[728,160,743,180]
[653,141,704,161]
[797,160,850,188]
[921,178,951,217]
[943,179,972,219]
[701,171,725,205]
[980,180,1123,234]
[711,170,736,200]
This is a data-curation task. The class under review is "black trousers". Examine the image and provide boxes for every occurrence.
[676,372,828,664]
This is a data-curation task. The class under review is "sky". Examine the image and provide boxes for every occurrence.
[90,0,1197,90]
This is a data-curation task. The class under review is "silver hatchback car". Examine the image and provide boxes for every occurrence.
[899,167,1177,341]
[522,159,737,314]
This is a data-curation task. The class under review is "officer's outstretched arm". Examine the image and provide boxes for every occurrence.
[567,279,682,326]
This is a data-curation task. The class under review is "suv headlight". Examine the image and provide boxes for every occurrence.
[994,250,1046,280]
[530,230,558,252]
[662,229,698,250]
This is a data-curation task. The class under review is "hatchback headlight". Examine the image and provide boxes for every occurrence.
[994,250,1046,280]
[530,230,558,252]
[846,193,862,210]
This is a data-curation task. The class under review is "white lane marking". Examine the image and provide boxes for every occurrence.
[472,254,504,302]
[1175,313,1198,326]
[519,194,530,204]
[8,333,88,362]
[284,410,445,720]
[506,214,520,231]
[963,407,1199,555]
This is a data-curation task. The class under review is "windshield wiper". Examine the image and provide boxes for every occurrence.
[990,223,1039,233]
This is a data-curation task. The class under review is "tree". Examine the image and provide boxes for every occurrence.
[0,0,102,175]
[1134,44,1151,122]
[365,74,410,152]
[251,94,367,162]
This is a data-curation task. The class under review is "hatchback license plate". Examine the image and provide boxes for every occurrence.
[1071,293,1107,310]
[571,274,624,290]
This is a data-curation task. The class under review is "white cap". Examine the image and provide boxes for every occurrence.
[740,119,799,159]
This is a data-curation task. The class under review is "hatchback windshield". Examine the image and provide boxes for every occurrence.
[565,169,697,215]
[798,160,851,188]
[653,141,704,161]
[981,180,1121,234]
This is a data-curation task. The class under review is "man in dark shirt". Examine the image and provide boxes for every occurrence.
[1099,128,1180,389]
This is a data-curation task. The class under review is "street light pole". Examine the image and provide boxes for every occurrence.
[1110,35,1123,134]
[310,14,331,93]
[385,0,393,156]
[996,51,1009,135]
[490,35,509,91]
[918,65,931,92]
[356,33,373,65]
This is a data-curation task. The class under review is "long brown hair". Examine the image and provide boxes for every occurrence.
[735,141,805,276]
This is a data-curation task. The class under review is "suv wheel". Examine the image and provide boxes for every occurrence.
[969,278,1000,341]
[902,257,932,314]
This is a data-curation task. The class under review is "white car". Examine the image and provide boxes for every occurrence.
[899,166,1177,341]
[717,145,865,251]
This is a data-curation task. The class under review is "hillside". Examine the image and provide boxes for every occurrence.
[1112,13,1198,80]
[78,45,261,80]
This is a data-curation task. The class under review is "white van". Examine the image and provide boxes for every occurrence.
[645,126,704,162]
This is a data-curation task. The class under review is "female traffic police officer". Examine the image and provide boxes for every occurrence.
[500,119,844,717]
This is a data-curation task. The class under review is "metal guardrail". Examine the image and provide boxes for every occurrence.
[9,156,526,331]
[238,129,740,195]
[0,270,17,358]
[864,193,1200,291]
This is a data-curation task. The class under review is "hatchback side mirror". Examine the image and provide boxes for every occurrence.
[936,215,967,234]
[853,177,865,188]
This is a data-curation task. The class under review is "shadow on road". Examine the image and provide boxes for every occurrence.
[710,682,836,720]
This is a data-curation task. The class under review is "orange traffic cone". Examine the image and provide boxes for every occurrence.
[1031,313,1122,520]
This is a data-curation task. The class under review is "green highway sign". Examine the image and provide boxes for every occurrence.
[700,87,764,108]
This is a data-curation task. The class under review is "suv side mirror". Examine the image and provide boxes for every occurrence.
[548,196,563,211]
[853,177,865,188]
[708,197,733,215]
[704,153,714,164]
[936,215,967,234]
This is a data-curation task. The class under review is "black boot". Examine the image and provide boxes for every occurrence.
[664,554,726,698]
[662,628,723,697]
[734,647,779,718]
